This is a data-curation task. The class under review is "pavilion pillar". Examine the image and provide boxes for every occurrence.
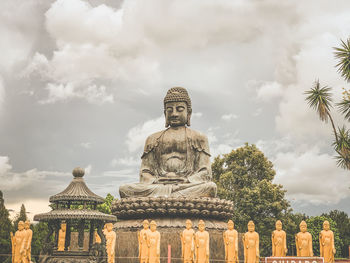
[89,220,95,251]
[78,219,85,251]
[53,220,60,250]
[64,219,71,251]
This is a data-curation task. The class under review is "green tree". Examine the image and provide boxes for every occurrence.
[322,210,350,258]
[305,38,350,169]
[31,222,50,263]
[305,216,343,258]
[212,143,292,257]
[97,193,115,214]
[13,203,28,227]
[0,191,13,263]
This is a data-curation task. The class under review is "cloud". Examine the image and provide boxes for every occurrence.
[126,116,164,153]
[256,81,283,101]
[221,113,238,121]
[5,199,51,222]
[273,148,350,205]
[110,156,139,168]
[80,142,92,149]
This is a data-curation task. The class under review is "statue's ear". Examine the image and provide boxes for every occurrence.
[164,110,169,128]
[186,109,192,126]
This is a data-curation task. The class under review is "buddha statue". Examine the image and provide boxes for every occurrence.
[223,220,238,263]
[271,220,287,257]
[147,220,160,263]
[57,222,66,251]
[243,221,259,263]
[138,220,151,263]
[24,220,33,263]
[105,223,116,263]
[295,220,313,257]
[119,87,217,198]
[195,220,210,263]
[181,219,195,263]
[11,221,26,263]
[319,220,335,263]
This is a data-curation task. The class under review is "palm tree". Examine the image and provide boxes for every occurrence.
[305,38,350,170]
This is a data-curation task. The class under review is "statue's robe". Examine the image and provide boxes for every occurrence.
[119,127,217,198]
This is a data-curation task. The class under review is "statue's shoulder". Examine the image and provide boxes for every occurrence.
[186,127,210,156]
[142,130,166,157]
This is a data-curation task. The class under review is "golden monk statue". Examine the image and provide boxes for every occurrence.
[95,231,101,243]
[223,220,238,263]
[147,220,160,263]
[295,221,313,257]
[24,220,33,263]
[319,220,335,263]
[11,221,26,263]
[271,220,287,257]
[195,220,209,263]
[105,223,116,263]
[119,87,217,198]
[57,222,66,251]
[138,220,151,263]
[181,219,195,263]
[243,221,259,263]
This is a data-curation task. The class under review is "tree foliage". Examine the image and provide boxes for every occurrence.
[212,143,292,257]
[31,222,51,263]
[0,191,13,263]
[305,38,350,170]
[97,193,115,214]
[305,216,343,258]
[13,203,28,228]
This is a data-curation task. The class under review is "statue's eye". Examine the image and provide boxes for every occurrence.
[166,107,173,113]
[177,106,185,112]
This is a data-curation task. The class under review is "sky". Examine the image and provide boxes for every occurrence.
[1,0,350,221]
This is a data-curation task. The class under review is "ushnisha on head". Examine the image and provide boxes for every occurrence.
[228,220,234,230]
[186,219,192,230]
[143,220,150,229]
[18,221,24,230]
[150,220,157,231]
[299,220,307,233]
[24,220,30,229]
[323,220,330,231]
[164,87,192,128]
[275,220,282,231]
[198,220,205,231]
[248,220,255,232]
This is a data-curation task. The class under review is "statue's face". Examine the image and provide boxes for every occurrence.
[24,222,30,229]
[198,223,205,231]
[228,222,234,230]
[107,224,113,232]
[165,101,188,127]
[300,223,307,233]
[323,221,330,231]
[276,221,282,231]
[143,222,149,229]
[18,223,24,231]
[62,224,66,232]
[186,221,192,230]
[248,222,255,232]
[150,224,156,232]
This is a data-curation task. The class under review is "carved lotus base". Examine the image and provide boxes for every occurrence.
[111,197,234,220]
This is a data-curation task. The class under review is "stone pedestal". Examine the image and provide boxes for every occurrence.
[114,218,243,263]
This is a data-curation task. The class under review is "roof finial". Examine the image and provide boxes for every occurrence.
[73,167,85,178]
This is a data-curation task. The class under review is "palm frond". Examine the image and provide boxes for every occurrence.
[337,98,350,121]
[334,38,350,82]
[304,80,333,122]
[333,126,350,170]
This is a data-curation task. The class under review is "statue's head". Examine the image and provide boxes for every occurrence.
[24,220,30,229]
[18,221,24,231]
[150,220,157,231]
[299,220,307,233]
[228,220,234,230]
[143,219,150,229]
[164,87,192,128]
[323,220,330,231]
[185,219,192,230]
[248,220,255,232]
[61,222,67,232]
[275,220,282,231]
[106,223,113,232]
[198,220,205,232]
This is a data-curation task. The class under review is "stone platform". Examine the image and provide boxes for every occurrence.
[112,197,234,220]
[114,217,243,263]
